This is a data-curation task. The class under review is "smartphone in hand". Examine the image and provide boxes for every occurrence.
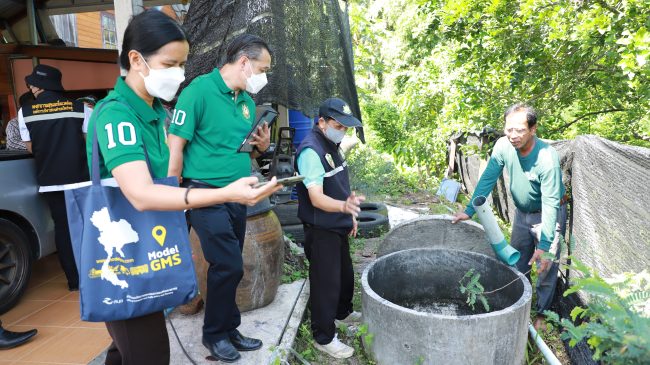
[254,175,305,188]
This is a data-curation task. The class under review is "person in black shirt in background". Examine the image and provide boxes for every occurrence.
[18,64,91,291]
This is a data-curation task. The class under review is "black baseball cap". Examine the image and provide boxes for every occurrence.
[318,97,362,128]
[77,95,98,106]
[25,64,64,91]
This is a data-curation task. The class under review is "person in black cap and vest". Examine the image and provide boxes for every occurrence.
[18,64,91,291]
[294,97,365,359]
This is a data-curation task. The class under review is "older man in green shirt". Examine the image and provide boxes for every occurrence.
[452,103,567,330]
[167,34,271,363]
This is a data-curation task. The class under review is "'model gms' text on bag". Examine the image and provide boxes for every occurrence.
[64,101,197,321]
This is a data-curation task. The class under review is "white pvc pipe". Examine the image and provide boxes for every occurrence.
[472,196,505,244]
[472,195,521,265]
[528,324,562,365]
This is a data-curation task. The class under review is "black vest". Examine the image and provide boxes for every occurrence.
[22,90,89,186]
[295,126,353,234]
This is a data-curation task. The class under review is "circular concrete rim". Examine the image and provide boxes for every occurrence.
[361,247,532,320]
[388,214,486,233]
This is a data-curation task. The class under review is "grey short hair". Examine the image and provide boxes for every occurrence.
[504,103,537,128]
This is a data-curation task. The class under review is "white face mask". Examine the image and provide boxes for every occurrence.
[324,126,346,144]
[138,54,185,102]
[244,61,268,94]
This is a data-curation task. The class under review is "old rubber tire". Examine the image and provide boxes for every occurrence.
[357,212,390,238]
[272,202,302,226]
[282,224,305,244]
[360,202,388,217]
[0,219,32,314]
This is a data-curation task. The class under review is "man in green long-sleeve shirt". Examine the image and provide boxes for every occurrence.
[452,103,567,330]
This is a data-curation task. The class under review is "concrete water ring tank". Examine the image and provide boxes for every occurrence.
[377,215,495,258]
[361,248,532,365]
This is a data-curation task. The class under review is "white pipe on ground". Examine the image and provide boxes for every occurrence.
[528,324,562,365]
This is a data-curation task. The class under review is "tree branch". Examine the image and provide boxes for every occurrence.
[593,0,621,15]
[548,108,625,133]
[537,2,561,11]
[530,47,608,102]
[632,131,650,142]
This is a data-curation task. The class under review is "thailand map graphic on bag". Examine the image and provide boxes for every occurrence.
[65,177,197,322]
[64,101,197,322]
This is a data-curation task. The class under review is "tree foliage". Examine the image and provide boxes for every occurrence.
[350,0,650,176]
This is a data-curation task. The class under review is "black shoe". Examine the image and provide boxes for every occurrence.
[202,338,241,363]
[0,327,37,349]
[229,330,262,351]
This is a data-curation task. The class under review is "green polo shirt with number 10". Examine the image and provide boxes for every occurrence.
[87,77,169,179]
[169,68,255,187]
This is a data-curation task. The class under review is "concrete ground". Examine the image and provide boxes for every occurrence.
[0,254,112,365]
[89,279,309,365]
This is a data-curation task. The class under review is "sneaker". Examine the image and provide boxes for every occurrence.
[335,311,362,327]
[313,334,354,359]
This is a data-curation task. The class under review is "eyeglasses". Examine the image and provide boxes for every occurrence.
[504,127,529,136]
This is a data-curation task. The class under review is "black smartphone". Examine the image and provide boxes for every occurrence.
[254,175,305,188]
[237,107,279,153]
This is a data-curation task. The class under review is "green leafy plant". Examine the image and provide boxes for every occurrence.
[459,268,490,312]
[524,338,544,365]
[281,262,309,284]
[356,323,375,351]
[545,258,650,364]
[346,141,424,199]
[459,245,559,314]
[352,323,377,365]
[350,236,366,252]
[296,322,317,362]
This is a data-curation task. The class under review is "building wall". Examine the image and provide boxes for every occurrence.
[160,6,178,20]
[76,12,103,49]
[75,7,176,50]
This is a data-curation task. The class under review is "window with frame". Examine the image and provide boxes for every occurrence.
[101,13,117,49]
[49,14,78,46]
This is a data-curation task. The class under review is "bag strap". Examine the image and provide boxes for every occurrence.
[90,99,155,184]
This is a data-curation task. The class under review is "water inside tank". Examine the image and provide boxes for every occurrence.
[397,297,489,316]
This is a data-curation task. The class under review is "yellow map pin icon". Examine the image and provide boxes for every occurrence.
[152,226,166,246]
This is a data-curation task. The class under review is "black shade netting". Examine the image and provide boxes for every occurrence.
[182,0,360,121]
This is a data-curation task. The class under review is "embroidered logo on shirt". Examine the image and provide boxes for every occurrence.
[242,104,250,120]
[325,153,335,168]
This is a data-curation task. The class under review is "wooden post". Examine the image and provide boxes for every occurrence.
[113,0,143,71]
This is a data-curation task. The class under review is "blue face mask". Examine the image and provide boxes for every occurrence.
[324,126,346,144]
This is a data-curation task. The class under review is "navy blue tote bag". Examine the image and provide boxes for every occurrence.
[65,102,197,322]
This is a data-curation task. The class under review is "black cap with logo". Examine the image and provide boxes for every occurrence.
[25,64,64,91]
[318,97,362,128]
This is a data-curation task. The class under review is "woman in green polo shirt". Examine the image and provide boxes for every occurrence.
[87,10,279,365]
